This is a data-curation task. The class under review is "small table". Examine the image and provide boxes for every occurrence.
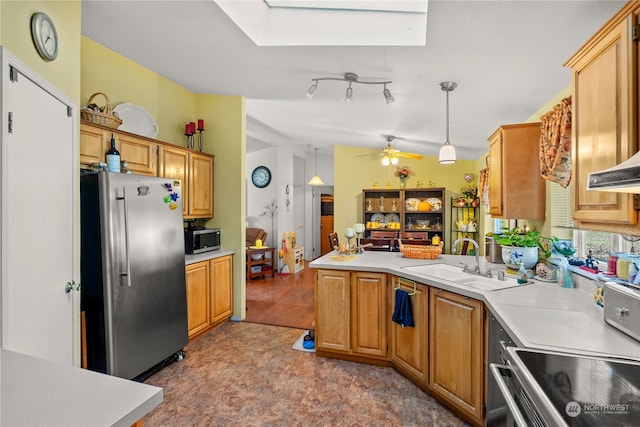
[246,246,276,280]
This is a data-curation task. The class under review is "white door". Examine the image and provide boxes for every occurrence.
[1,49,78,365]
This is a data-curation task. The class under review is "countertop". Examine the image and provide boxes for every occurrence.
[185,248,235,265]
[309,251,640,360]
[1,349,162,426]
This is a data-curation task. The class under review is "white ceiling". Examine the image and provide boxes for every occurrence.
[81,0,625,160]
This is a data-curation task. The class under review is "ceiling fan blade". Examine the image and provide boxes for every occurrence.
[396,152,423,160]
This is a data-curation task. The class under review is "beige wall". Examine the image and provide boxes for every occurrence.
[1,1,81,103]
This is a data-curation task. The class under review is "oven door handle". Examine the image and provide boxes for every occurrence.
[490,363,529,427]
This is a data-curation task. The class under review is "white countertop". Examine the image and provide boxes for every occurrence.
[309,251,640,360]
[1,349,162,426]
[185,248,235,265]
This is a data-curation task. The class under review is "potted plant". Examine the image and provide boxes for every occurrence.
[459,184,478,207]
[493,227,553,269]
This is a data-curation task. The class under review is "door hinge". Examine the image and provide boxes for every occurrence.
[633,25,640,42]
[67,106,72,117]
[8,112,13,133]
[9,65,18,82]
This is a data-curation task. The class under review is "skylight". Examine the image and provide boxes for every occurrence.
[214,0,428,46]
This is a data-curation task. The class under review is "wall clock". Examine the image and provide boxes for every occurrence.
[31,12,58,61]
[251,166,271,188]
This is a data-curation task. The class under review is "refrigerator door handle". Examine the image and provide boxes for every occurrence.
[116,186,132,287]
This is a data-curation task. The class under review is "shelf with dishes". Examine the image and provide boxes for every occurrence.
[362,188,446,249]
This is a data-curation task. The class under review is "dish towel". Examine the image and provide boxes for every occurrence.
[392,289,415,328]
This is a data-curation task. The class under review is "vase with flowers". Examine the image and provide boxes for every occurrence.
[395,166,413,188]
[460,184,478,207]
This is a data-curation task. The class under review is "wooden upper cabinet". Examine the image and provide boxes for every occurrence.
[188,152,214,219]
[488,123,545,219]
[159,145,189,218]
[565,2,639,231]
[80,123,106,167]
[116,133,157,176]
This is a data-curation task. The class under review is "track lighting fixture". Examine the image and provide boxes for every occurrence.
[305,72,395,104]
[438,81,457,165]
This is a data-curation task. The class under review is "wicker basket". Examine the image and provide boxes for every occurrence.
[398,239,444,259]
[81,92,122,129]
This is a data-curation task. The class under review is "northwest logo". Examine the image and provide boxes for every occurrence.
[565,401,581,418]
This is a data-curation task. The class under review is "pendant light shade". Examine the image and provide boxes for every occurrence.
[309,147,324,186]
[438,81,457,165]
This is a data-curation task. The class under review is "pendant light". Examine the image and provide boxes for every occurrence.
[438,81,457,164]
[309,147,325,186]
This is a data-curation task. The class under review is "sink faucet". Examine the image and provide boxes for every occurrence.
[453,238,481,275]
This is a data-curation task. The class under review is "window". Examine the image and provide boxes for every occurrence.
[572,230,637,262]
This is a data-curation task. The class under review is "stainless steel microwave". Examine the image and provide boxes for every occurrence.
[185,227,220,254]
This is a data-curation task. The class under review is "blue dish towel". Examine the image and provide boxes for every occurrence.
[392,289,415,328]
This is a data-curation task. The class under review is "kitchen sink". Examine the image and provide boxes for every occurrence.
[402,263,528,291]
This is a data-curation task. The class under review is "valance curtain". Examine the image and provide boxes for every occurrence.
[539,96,572,188]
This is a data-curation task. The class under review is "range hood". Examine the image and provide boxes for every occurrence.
[587,151,640,193]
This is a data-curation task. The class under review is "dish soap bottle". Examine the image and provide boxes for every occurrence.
[517,262,528,284]
[106,134,121,173]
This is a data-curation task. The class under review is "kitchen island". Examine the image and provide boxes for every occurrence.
[309,250,640,426]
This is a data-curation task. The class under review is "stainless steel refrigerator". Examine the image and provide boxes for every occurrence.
[80,171,188,380]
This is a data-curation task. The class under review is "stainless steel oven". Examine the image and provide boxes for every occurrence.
[490,347,640,426]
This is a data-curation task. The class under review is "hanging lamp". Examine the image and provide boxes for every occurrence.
[309,147,325,185]
[438,81,457,164]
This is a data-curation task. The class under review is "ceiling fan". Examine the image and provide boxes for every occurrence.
[357,135,423,165]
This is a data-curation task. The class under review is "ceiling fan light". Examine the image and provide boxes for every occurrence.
[305,82,318,99]
[438,143,456,164]
[391,156,399,165]
[381,156,390,166]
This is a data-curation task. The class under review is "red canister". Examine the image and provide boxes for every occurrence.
[608,252,619,275]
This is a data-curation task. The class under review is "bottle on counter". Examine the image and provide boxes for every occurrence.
[106,134,120,173]
[517,262,528,284]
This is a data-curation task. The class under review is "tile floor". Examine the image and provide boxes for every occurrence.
[143,321,466,426]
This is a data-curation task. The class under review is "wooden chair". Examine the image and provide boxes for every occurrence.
[360,238,392,251]
[328,232,339,251]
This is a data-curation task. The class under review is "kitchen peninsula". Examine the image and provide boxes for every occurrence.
[310,250,640,426]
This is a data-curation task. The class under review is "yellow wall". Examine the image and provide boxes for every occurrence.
[81,37,195,145]
[1,0,81,103]
[334,144,477,252]
[199,94,247,319]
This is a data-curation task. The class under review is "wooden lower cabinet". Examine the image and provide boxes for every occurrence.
[390,277,428,384]
[185,255,233,339]
[429,288,485,424]
[315,269,387,360]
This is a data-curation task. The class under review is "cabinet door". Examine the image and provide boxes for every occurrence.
[185,261,210,339]
[488,133,503,217]
[159,145,189,217]
[80,123,107,169]
[189,152,214,218]
[210,255,233,325]
[351,272,387,358]
[315,269,351,353]
[568,16,636,226]
[429,288,484,422]
[116,133,158,176]
[390,278,428,383]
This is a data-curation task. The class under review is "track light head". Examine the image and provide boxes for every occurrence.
[383,84,395,104]
[305,81,318,99]
[345,83,353,103]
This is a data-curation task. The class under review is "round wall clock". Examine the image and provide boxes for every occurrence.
[31,12,58,61]
[251,166,271,188]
